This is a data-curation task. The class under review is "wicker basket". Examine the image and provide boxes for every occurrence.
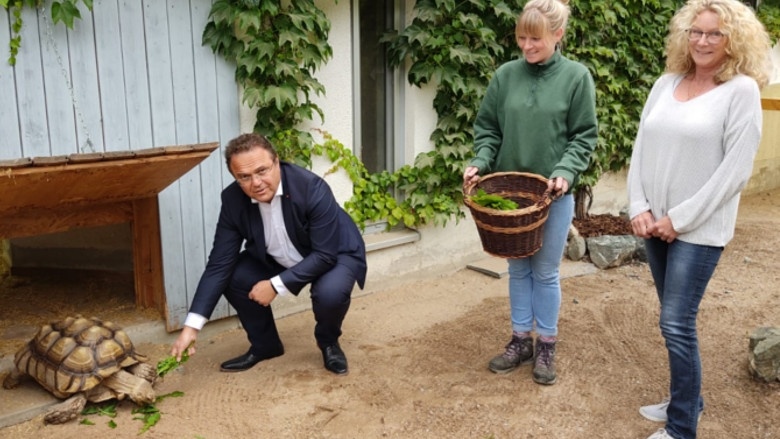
[464,172,553,258]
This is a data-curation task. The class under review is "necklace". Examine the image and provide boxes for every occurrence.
[686,76,712,100]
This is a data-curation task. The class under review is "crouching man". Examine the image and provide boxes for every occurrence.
[170,133,367,375]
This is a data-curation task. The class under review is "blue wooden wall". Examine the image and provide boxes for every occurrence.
[0,0,241,329]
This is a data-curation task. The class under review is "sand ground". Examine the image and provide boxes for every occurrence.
[1,190,779,439]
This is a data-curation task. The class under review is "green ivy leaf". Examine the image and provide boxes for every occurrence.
[51,0,83,29]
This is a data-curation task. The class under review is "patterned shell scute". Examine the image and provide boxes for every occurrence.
[14,316,144,399]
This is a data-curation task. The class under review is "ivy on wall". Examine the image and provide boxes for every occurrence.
[202,0,331,143]
[364,0,780,223]
[378,0,680,222]
[6,0,779,229]
[2,0,92,65]
[201,0,467,229]
[565,0,680,215]
[758,1,780,42]
[203,0,685,227]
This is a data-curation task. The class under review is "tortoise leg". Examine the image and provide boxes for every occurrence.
[2,369,26,389]
[128,362,158,385]
[44,394,87,424]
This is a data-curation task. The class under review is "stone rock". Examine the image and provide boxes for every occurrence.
[566,226,587,261]
[586,235,642,269]
[748,327,780,382]
[634,239,647,262]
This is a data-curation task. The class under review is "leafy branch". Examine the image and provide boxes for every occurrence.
[202,0,331,137]
[2,0,93,65]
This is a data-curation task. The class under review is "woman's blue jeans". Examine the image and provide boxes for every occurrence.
[507,194,573,337]
[644,237,722,439]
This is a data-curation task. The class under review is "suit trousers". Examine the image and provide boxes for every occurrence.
[224,252,356,355]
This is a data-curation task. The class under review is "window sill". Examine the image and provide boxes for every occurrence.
[363,227,420,253]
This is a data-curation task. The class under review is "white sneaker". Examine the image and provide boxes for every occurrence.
[640,397,703,423]
[647,429,674,439]
[640,397,670,422]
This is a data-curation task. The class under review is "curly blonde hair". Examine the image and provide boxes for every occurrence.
[665,0,772,88]
[515,0,570,39]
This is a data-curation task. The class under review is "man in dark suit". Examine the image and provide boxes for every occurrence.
[170,133,367,375]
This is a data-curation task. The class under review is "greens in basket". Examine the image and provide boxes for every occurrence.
[470,189,519,210]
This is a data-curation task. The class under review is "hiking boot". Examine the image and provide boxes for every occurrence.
[532,339,557,385]
[640,397,703,423]
[488,335,533,374]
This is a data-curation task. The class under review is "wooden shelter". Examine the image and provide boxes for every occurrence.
[0,143,219,318]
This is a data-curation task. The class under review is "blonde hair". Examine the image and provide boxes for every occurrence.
[665,0,772,88]
[515,0,570,40]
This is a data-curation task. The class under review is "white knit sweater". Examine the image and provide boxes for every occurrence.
[627,73,762,247]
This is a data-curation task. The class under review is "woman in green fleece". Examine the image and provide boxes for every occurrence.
[463,0,597,385]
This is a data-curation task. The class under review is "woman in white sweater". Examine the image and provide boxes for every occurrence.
[627,1,771,438]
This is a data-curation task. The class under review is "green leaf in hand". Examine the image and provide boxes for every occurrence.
[157,343,193,378]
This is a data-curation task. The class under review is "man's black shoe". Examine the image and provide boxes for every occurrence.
[320,343,348,375]
[220,347,283,372]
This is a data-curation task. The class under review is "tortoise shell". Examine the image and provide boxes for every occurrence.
[13,316,148,399]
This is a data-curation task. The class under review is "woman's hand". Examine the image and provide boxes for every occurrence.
[463,166,480,188]
[630,211,656,239]
[652,215,678,243]
[547,177,569,199]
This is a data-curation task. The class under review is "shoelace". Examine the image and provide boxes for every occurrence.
[503,338,525,359]
[536,343,555,367]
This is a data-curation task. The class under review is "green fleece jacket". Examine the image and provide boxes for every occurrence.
[469,51,597,190]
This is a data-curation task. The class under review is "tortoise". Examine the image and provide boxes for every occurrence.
[2,316,157,424]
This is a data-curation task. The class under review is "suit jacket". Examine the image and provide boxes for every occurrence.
[189,161,367,319]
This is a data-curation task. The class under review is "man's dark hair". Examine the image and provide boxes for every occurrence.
[224,133,278,170]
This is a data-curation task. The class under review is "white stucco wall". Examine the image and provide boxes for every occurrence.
[589,170,629,215]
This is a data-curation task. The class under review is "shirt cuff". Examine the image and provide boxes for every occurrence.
[270,276,289,296]
[183,313,208,330]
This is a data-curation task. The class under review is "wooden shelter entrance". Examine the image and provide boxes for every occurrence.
[0,143,219,322]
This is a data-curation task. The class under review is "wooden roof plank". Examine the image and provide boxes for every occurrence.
[67,152,105,164]
[0,158,32,168]
[0,142,218,214]
[31,155,69,166]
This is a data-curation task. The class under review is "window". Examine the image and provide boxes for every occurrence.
[352,1,419,241]
[354,0,403,174]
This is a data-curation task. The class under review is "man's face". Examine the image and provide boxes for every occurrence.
[230,147,280,203]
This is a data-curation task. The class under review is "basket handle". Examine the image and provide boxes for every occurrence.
[463,180,477,197]
[537,188,560,207]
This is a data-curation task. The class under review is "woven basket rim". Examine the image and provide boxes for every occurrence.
[463,171,552,216]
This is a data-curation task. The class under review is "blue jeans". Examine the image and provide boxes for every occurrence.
[644,238,722,439]
[507,194,573,337]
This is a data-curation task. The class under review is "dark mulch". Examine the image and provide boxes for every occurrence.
[572,214,633,238]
